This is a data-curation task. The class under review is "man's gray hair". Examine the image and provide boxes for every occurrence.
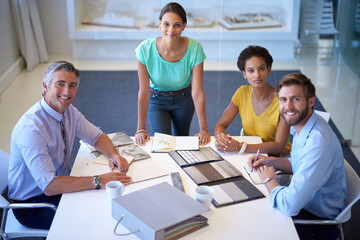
[42,61,80,96]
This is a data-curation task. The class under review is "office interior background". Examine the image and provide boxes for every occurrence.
[0,0,359,162]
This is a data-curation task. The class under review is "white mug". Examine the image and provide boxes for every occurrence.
[106,181,125,206]
[195,186,214,207]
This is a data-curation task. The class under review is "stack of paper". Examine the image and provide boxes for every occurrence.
[164,215,208,240]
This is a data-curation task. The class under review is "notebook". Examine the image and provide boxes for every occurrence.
[211,178,265,207]
[243,165,262,185]
[151,132,199,152]
[169,147,224,167]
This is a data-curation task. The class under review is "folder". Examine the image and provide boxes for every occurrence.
[182,160,243,186]
[211,178,265,208]
[112,182,209,240]
[169,147,224,167]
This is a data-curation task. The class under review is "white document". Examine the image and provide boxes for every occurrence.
[151,132,199,152]
[243,166,262,185]
[92,154,134,166]
[127,160,168,183]
[78,155,168,183]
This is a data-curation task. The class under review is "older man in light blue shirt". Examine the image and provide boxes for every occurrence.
[8,61,132,230]
[8,98,103,200]
[248,73,346,240]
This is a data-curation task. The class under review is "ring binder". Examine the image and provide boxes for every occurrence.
[112,182,209,240]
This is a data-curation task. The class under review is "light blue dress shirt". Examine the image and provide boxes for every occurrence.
[8,99,103,200]
[135,37,206,91]
[270,112,347,219]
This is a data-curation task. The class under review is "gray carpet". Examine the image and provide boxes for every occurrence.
[71,70,360,239]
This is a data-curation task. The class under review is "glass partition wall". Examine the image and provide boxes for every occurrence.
[66,0,360,146]
[66,0,300,60]
[335,0,360,146]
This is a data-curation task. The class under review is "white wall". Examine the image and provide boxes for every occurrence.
[37,0,72,55]
[0,0,21,94]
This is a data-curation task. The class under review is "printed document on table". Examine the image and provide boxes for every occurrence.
[75,155,168,183]
[151,132,199,152]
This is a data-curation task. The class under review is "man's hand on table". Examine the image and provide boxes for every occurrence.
[109,154,129,172]
[100,172,132,187]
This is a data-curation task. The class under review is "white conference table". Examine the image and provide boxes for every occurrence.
[47,136,299,240]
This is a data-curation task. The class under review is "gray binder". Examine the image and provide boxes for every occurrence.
[112,182,209,240]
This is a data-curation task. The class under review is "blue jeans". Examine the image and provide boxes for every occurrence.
[148,87,194,136]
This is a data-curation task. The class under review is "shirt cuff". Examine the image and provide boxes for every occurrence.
[270,186,285,208]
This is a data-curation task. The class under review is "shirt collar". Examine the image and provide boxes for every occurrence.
[40,98,64,122]
[290,110,318,141]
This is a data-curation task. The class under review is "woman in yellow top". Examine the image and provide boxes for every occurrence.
[214,45,291,156]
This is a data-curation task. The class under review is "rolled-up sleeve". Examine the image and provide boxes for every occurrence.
[17,128,56,192]
[74,109,103,146]
[269,137,334,217]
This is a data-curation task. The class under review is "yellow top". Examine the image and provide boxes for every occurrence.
[231,85,291,153]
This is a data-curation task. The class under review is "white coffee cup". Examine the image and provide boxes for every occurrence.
[106,181,125,206]
[195,186,214,207]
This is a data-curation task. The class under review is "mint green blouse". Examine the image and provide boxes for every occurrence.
[135,37,206,91]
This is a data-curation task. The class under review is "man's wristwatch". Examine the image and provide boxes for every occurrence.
[93,175,102,190]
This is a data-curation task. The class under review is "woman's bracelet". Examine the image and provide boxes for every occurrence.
[235,141,240,152]
[239,142,247,153]
[135,129,147,135]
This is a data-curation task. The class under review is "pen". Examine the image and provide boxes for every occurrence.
[109,158,118,166]
[251,149,260,172]
[110,158,127,173]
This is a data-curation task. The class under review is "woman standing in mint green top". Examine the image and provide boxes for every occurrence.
[134,2,210,146]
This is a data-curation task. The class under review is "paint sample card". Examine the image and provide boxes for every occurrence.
[183,160,242,185]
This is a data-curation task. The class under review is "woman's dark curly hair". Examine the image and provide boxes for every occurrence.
[237,45,273,71]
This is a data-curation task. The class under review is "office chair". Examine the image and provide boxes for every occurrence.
[299,0,339,55]
[302,0,338,36]
[314,110,331,123]
[293,159,360,240]
[0,149,57,240]
[356,3,360,33]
